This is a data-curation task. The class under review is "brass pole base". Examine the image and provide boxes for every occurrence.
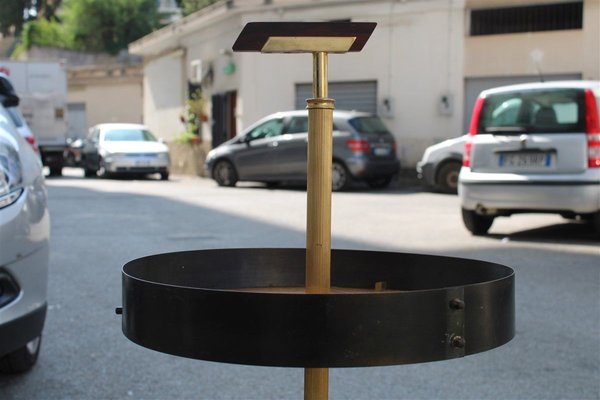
[304,90,334,400]
[305,97,335,293]
[305,368,329,400]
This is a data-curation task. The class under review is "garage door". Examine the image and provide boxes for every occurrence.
[463,74,581,132]
[295,81,377,114]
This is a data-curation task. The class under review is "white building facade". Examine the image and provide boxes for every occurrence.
[130,0,600,167]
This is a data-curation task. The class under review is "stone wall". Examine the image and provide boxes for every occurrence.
[168,142,211,177]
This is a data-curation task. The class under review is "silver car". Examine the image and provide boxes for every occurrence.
[416,135,466,194]
[82,123,170,180]
[205,110,400,191]
[0,73,40,158]
[459,81,600,235]
[0,100,49,373]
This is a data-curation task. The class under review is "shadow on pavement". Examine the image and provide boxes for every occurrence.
[487,221,599,246]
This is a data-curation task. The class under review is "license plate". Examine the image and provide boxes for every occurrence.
[373,147,391,156]
[135,160,151,167]
[498,152,552,167]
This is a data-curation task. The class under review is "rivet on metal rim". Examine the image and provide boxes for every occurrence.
[449,298,465,310]
[451,335,466,349]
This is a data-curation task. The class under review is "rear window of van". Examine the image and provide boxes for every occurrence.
[478,88,585,134]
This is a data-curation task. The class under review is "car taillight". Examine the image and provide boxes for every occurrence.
[346,139,370,154]
[25,135,40,154]
[463,138,473,167]
[463,96,485,167]
[585,89,600,168]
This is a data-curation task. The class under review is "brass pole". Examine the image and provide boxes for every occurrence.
[312,51,328,98]
[304,51,333,400]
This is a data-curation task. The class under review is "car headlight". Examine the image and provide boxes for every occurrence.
[103,152,124,162]
[157,152,169,160]
[0,140,24,209]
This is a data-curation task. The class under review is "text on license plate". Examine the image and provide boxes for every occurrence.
[373,147,391,156]
[135,160,152,166]
[498,152,552,167]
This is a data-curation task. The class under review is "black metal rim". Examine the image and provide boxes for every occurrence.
[121,248,514,368]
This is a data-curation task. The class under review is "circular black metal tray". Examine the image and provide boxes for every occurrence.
[120,248,514,368]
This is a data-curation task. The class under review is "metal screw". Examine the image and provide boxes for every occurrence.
[449,298,465,310]
[115,307,123,315]
[451,335,466,348]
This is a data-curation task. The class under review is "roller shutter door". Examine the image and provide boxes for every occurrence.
[295,81,377,114]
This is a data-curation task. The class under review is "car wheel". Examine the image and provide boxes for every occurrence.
[331,161,350,192]
[593,212,600,234]
[84,167,97,177]
[97,157,109,178]
[160,171,169,181]
[0,336,42,374]
[436,162,461,194]
[461,208,494,235]
[48,166,62,177]
[213,160,238,187]
[366,176,392,189]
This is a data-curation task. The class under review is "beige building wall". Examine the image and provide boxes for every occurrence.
[582,0,600,80]
[68,82,142,129]
[183,16,242,142]
[68,63,143,134]
[131,0,599,168]
[465,0,598,79]
[142,50,186,140]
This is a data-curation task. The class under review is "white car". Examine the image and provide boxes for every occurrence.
[0,98,49,373]
[416,135,466,194]
[459,81,600,235]
[81,123,170,180]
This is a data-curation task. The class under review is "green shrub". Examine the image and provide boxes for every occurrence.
[12,19,70,57]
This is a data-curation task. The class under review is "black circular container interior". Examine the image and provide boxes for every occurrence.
[121,248,514,368]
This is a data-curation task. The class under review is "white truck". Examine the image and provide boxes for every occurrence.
[0,60,68,175]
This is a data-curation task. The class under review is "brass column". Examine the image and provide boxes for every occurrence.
[304,51,333,400]
[232,22,378,400]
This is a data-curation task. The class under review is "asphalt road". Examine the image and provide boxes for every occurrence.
[1,169,599,399]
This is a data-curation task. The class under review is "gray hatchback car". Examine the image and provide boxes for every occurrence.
[205,110,400,191]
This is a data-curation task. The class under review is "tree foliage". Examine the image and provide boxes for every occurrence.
[0,0,28,36]
[17,18,68,50]
[12,0,160,56]
[62,0,160,54]
[0,0,62,36]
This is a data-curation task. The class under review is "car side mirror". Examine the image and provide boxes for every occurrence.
[0,93,19,107]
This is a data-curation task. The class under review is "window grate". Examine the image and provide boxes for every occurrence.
[470,2,583,36]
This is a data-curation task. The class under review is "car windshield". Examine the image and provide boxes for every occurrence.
[104,128,157,142]
[349,117,390,135]
[479,88,585,134]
